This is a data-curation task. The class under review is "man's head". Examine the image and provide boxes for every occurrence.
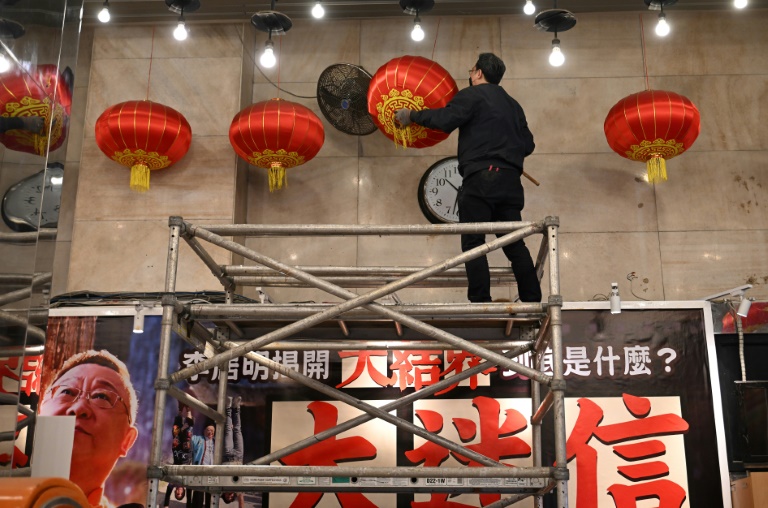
[473,53,506,85]
[39,350,139,500]
[174,486,186,500]
[205,425,215,439]
[222,492,237,503]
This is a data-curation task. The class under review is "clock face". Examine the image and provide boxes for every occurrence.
[417,157,463,224]
[1,163,64,232]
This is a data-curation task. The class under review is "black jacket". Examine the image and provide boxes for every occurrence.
[411,83,535,178]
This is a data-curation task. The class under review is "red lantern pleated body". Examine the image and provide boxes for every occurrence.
[0,64,72,156]
[367,55,458,149]
[94,100,192,193]
[229,99,325,192]
[604,90,700,183]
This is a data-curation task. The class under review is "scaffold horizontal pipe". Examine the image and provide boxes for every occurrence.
[243,340,531,351]
[223,265,515,276]
[165,465,557,478]
[231,276,516,288]
[483,492,535,508]
[186,303,546,319]
[192,222,537,237]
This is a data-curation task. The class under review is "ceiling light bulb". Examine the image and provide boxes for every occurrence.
[411,18,425,42]
[312,2,325,18]
[0,55,10,73]
[549,39,564,67]
[734,0,748,8]
[98,6,110,23]
[260,41,276,68]
[523,0,536,15]
[655,13,670,37]
[50,175,63,185]
[173,20,188,40]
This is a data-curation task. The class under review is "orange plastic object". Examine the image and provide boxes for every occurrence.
[0,477,89,507]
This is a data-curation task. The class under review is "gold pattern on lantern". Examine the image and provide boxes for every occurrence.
[625,138,684,163]
[376,88,428,148]
[111,149,172,170]
[3,96,67,156]
[249,148,305,170]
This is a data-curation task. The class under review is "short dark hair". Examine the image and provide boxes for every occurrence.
[475,53,506,84]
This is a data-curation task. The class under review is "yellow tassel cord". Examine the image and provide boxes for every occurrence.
[130,163,151,193]
[268,162,287,192]
[646,156,668,184]
[393,126,414,149]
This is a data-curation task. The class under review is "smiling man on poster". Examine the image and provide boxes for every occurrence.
[39,349,139,508]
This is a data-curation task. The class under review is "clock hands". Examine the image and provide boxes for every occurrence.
[445,180,459,191]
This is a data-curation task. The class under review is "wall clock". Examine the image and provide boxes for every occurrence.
[417,157,462,224]
[1,162,63,232]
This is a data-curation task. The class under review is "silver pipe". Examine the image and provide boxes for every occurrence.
[337,320,349,337]
[147,221,183,508]
[0,310,46,342]
[483,493,535,508]
[187,302,545,319]
[167,386,224,424]
[182,235,235,292]
[231,275,515,288]
[166,464,556,478]
[240,340,529,351]
[0,345,46,357]
[214,334,229,466]
[531,390,555,426]
[177,224,550,384]
[546,221,569,508]
[0,229,57,243]
[193,222,537,237]
[224,265,515,276]
[0,273,52,307]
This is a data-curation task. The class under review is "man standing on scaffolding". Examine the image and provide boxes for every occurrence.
[395,52,542,303]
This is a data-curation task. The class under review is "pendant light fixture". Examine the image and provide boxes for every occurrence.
[644,0,676,37]
[166,0,201,41]
[98,0,111,23]
[251,1,292,69]
[534,1,576,68]
[523,0,536,15]
[311,1,325,18]
[399,0,434,43]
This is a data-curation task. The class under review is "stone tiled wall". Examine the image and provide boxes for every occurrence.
[65,10,768,303]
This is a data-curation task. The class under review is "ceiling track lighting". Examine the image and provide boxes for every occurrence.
[311,1,325,19]
[535,4,576,68]
[98,0,111,23]
[524,0,536,15]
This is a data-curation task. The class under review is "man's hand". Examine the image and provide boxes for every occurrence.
[395,108,413,127]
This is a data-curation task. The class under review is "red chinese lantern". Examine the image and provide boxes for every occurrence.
[604,90,700,183]
[94,100,192,193]
[367,55,458,149]
[0,64,72,156]
[229,98,325,192]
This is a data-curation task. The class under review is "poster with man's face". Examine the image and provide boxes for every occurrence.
[22,305,730,508]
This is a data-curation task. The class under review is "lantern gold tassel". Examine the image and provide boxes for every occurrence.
[269,162,287,192]
[393,126,413,149]
[130,163,150,193]
[646,156,668,184]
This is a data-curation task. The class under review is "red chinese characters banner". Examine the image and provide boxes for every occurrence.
[37,305,729,508]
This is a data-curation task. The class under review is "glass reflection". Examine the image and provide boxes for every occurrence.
[0,0,83,476]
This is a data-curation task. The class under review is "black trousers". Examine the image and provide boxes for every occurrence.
[458,169,542,303]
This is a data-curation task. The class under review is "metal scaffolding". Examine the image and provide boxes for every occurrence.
[147,216,568,508]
